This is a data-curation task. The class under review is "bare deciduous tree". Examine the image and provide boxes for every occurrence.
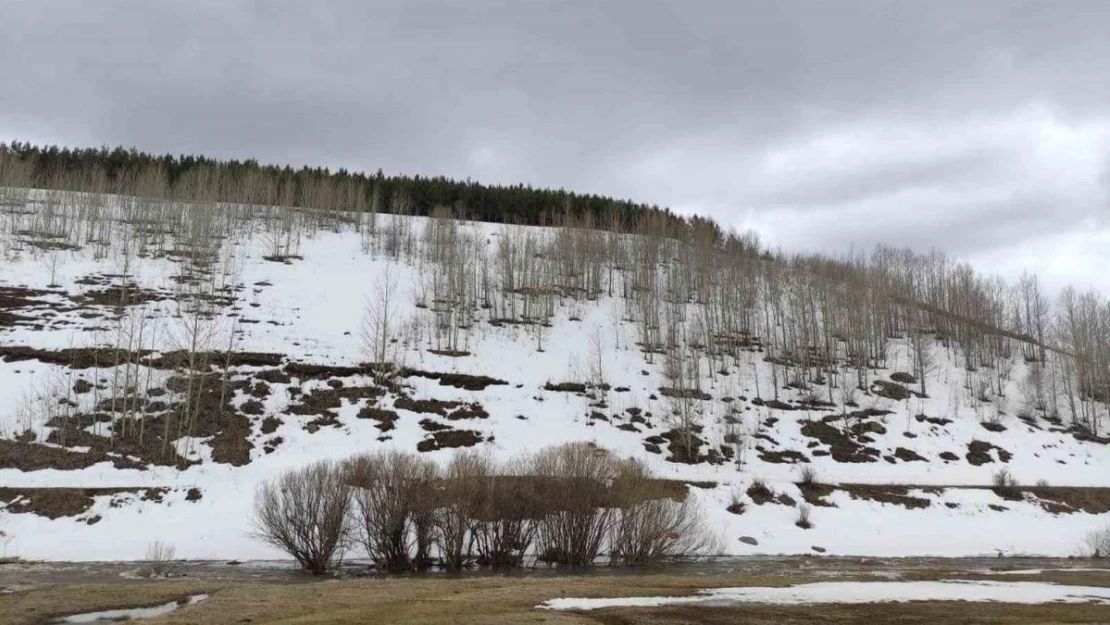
[252,460,352,575]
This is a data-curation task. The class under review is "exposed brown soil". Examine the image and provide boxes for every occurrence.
[0,345,152,368]
[428,349,470,357]
[0,439,146,471]
[966,440,1013,466]
[752,397,796,411]
[357,406,400,432]
[799,420,881,463]
[262,254,303,264]
[659,387,712,401]
[797,483,836,507]
[394,396,461,415]
[44,372,256,468]
[0,286,64,328]
[916,414,953,426]
[260,416,283,434]
[419,419,451,432]
[0,345,283,372]
[1023,486,1110,515]
[305,414,342,433]
[893,447,927,462]
[445,404,490,420]
[0,486,171,519]
[404,368,508,391]
[416,428,484,452]
[659,428,728,465]
[287,385,387,416]
[75,284,167,308]
[758,449,810,464]
[284,362,372,380]
[544,381,587,393]
[839,483,932,510]
[747,482,796,506]
[890,371,917,384]
[256,368,293,384]
[872,379,917,401]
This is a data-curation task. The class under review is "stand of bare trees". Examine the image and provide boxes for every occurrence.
[251,444,718,575]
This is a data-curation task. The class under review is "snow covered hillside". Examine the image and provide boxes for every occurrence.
[1,187,1109,561]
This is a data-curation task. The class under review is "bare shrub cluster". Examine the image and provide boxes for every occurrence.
[251,443,717,574]
[252,459,353,575]
[991,467,1020,499]
[1085,523,1110,558]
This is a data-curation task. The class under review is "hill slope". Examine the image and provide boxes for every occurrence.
[0,188,1108,561]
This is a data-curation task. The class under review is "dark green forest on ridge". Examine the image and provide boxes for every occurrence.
[0,141,720,236]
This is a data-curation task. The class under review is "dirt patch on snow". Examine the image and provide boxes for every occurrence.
[797,483,837,507]
[1024,486,1110,515]
[839,484,932,510]
[747,482,797,506]
[966,440,1013,466]
[287,385,388,417]
[799,419,882,463]
[0,440,146,471]
[543,381,587,393]
[416,428,485,452]
[659,387,712,401]
[0,486,171,519]
[758,449,810,464]
[357,406,400,432]
[404,369,507,391]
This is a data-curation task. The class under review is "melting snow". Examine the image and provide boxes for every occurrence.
[54,593,209,623]
[539,580,1110,610]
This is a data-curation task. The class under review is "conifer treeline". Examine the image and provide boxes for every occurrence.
[0,141,703,233]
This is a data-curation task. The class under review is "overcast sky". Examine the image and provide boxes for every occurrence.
[2,1,1107,296]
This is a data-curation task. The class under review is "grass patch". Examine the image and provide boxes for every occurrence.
[6,571,1110,625]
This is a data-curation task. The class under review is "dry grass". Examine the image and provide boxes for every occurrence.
[3,571,1110,625]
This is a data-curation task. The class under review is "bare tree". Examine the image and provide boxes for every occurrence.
[363,264,404,377]
[345,450,438,572]
[532,442,619,566]
[608,460,719,565]
[252,460,352,575]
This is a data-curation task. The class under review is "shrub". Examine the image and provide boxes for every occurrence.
[799,389,822,406]
[747,477,774,504]
[144,540,176,578]
[795,504,814,529]
[727,491,746,515]
[841,384,859,407]
[797,465,819,487]
[532,442,620,566]
[992,467,1020,499]
[1085,524,1110,558]
[252,459,352,575]
[607,459,719,566]
[435,449,493,571]
[346,450,439,572]
[471,455,539,569]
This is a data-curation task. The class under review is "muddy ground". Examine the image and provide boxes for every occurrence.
[1,555,1103,593]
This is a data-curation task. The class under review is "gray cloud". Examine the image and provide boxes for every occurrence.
[1,0,1108,292]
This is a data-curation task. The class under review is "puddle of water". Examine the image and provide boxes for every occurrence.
[53,593,208,624]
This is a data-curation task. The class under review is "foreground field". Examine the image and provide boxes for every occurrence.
[6,566,1110,625]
